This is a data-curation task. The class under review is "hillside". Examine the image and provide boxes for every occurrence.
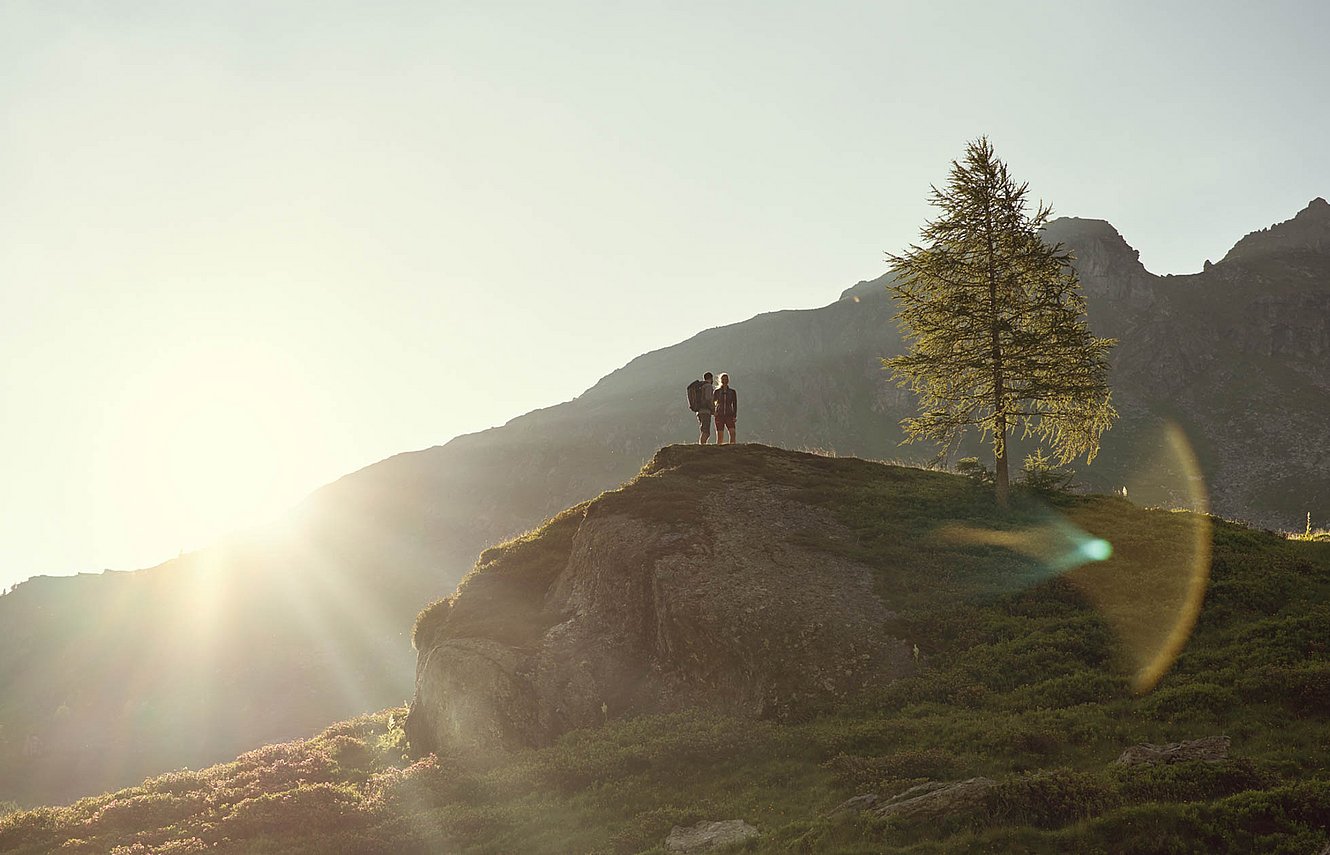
[3,445,1328,854]
[2,199,1327,807]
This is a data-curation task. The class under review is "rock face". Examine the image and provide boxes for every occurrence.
[665,820,760,853]
[404,445,913,755]
[1221,197,1330,264]
[1113,736,1231,766]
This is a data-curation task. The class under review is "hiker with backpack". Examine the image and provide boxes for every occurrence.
[713,373,737,445]
[686,372,717,444]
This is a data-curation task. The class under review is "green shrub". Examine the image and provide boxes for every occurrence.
[81,792,207,837]
[1242,661,1330,715]
[1230,607,1330,667]
[1112,759,1274,804]
[0,805,64,852]
[1200,780,1330,852]
[139,770,209,797]
[955,457,994,485]
[367,753,485,813]
[1019,448,1076,493]
[529,711,770,793]
[216,781,368,839]
[824,748,964,792]
[985,768,1116,828]
[606,805,707,855]
[1138,682,1236,722]
[1007,726,1066,757]
[1207,562,1294,615]
[1010,670,1128,708]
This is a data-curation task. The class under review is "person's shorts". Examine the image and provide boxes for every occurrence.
[715,415,736,432]
[696,411,713,434]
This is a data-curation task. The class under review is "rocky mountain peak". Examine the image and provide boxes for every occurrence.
[1041,217,1148,278]
[1220,197,1330,266]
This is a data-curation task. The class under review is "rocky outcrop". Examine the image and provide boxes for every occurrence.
[1042,217,1157,322]
[404,445,913,756]
[870,778,997,824]
[665,820,760,853]
[1113,736,1231,766]
[1221,197,1330,266]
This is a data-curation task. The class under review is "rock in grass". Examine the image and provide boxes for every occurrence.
[870,777,996,823]
[829,793,882,815]
[665,819,760,852]
[1113,736,1230,766]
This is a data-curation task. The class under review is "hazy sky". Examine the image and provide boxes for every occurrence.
[2,1,1327,590]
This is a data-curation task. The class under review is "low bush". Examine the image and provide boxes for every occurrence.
[1112,759,1274,804]
[1009,670,1128,708]
[985,767,1116,828]
[1139,682,1236,722]
[1240,660,1330,715]
[989,771,1111,829]
[528,710,771,793]
[824,748,964,793]
[215,781,368,840]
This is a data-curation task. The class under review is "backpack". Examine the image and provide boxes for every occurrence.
[686,379,711,412]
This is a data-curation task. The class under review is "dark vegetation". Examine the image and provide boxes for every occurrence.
[3,451,1329,853]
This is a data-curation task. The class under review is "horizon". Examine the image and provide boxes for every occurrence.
[3,1,1329,590]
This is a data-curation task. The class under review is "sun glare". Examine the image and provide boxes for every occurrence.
[95,340,334,559]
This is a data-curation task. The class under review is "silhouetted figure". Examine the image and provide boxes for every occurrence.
[713,373,737,445]
[686,372,716,444]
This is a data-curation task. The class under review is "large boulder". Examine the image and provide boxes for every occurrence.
[405,444,914,755]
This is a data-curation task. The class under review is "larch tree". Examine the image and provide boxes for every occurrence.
[884,137,1117,507]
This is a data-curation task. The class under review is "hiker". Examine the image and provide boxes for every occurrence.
[686,372,716,444]
[713,373,737,445]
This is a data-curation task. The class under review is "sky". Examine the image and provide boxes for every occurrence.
[1,0,1327,591]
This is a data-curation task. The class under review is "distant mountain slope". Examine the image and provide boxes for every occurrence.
[1,199,1326,806]
[1043,199,1330,524]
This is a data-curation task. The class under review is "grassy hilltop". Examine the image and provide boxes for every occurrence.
[2,446,1328,854]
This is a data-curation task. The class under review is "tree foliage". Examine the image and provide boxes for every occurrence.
[884,137,1116,505]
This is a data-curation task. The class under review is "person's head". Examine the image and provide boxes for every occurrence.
[720,373,729,386]
[703,372,713,383]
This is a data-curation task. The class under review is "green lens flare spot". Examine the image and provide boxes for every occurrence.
[1080,538,1113,561]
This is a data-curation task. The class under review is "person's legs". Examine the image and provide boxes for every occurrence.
[698,413,711,445]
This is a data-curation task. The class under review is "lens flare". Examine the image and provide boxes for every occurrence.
[1066,422,1211,693]
[1080,538,1112,561]
[940,421,1210,693]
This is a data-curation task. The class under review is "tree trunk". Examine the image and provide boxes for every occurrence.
[984,190,1009,509]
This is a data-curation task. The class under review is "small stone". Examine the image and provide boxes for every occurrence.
[1113,736,1230,767]
[871,777,996,824]
[829,793,881,815]
[665,819,760,853]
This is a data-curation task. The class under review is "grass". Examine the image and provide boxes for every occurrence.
[4,445,1329,853]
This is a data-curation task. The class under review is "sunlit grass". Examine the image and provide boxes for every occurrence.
[5,448,1329,853]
